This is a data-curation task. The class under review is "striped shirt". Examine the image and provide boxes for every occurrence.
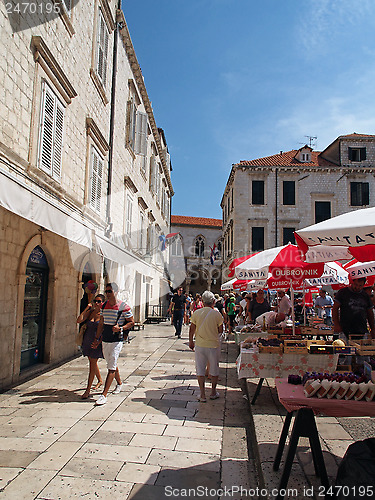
[101,300,133,326]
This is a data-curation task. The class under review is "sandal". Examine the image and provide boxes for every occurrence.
[81,392,90,400]
[210,392,220,400]
[197,396,207,403]
[93,381,103,390]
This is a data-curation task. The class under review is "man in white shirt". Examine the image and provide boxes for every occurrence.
[256,311,287,328]
[277,290,291,316]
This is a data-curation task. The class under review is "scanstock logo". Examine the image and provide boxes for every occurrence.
[272,268,320,279]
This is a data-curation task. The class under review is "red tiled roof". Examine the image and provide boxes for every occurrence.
[171,215,222,228]
[237,150,336,168]
[339,133,375,139]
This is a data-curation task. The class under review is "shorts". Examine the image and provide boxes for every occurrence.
[102,341,123,370]
[195,346,220,377]
[228,315,236,327]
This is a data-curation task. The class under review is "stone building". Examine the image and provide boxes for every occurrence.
[170,216,222,296]
[0,1,173,389]
[221,133,375,279]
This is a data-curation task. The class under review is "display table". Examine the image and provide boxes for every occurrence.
[273,379,375,500]
[236,348,338,403]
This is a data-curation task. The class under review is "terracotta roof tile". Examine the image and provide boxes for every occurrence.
[339,133,375,139]
[171,215,222,228]
[237,150,336,168]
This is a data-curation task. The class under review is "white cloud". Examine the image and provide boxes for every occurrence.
[296,0,374,58]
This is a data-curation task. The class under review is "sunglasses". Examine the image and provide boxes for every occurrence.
[94,300,102,304]
[105,290,113,294]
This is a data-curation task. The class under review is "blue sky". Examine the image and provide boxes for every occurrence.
[123,0,375,219]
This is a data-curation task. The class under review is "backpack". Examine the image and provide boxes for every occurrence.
[334,438,375,499]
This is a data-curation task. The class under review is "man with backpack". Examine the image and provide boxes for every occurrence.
[92,282,134,405]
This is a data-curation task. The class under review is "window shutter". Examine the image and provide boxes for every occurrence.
[348,147,353,161]
[363,182,369,205]
[150,156,156,193]
[135,111,147,155]
[39,85,55,174]
[361,148,367,161]
[97,10,109,86]
[52,99,64,180]
[90,148,103,213]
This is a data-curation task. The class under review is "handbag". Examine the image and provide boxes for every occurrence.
[75,322,87,346]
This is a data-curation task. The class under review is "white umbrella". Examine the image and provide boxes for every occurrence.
[295,207,375,263]
[346,260,375,281]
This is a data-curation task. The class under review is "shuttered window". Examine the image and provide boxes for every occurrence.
[350,182,369,206]
[126,194,133,236]
[126,99,137,151]
[135,111,147,155]
[150,156,157,194]
[348,147,366,162]
[38,83,64,181]
[252,180,264,205]
[89,147,103,213]
[252,227,264,251]
[283,181,295,205]
[96,9,109,87]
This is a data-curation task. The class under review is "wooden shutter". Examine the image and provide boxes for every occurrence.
[360,148,367,161]
[150,156,156,193]
[363,182,369,205]
[135,111,147,155]
[38,83,64,180]
[90,148,103,213]
[97,10,109,86]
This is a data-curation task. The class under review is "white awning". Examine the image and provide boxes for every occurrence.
[0,170,92,248]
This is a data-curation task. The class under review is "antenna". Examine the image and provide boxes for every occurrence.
[305,136,317,148]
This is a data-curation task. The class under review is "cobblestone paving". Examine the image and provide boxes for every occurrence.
[0,323,258,499]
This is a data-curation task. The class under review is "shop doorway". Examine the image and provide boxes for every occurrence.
[21,246,49,370]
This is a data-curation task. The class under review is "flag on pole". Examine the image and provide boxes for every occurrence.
[159,233,180,251]
[209,244,218,265]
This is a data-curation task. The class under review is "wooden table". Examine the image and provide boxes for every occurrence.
[273,378,375,499]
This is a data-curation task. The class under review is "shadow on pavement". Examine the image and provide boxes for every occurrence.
[18,388,88,404]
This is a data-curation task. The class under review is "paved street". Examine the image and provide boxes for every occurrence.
[1,321,375,500]
[0,322,257,499]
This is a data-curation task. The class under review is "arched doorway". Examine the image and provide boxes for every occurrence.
[21,246,49,370]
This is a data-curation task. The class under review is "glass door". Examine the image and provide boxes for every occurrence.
[21,247,48,370]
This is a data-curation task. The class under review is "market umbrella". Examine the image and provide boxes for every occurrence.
[235,244,325,332]
[344,259,375,286]
[295,206,375,263]
[227,253,258,278]
[221,277,266,292]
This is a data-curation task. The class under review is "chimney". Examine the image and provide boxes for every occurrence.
[280,151,283,155]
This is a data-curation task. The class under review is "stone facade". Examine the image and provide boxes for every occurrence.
[0,1,173,389]
[170,216,222,296]
[221,134,375,279]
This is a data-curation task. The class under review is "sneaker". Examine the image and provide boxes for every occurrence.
[95,395,107,405]
[210,392,220,400]
[112,383,123,394]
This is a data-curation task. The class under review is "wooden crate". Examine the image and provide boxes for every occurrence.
[335,364,352,373]
[300,327,316,336]
[267,327,284,336]
[258,344,283,354]
[284,340,308,354]
[349,339,375,355]
[306,339,326,348]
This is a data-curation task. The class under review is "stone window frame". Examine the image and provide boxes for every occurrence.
[89,0,115,105]
[53,0,75,36]
[28,36,77,195]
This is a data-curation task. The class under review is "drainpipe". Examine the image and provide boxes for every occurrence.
[105,0,122,237]
[275,167,278,246]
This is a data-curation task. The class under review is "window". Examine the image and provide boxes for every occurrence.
[96,9,109,87]
[139,212,145,252]
[348,147,366,162]
[89,147,104,213]
[283,227,295,245]
[350,182,369,206]
[252,180,264,205]
[126,194,133,236]
[171,236,182,256]
[252,227,264,251]
[135,111,147,155]
[149,156,157,194]
[315,201,331,224]
[195,236,205,257]
[38,82,64,180]
[283,181,295,205]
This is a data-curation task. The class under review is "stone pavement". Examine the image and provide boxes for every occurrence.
[0,323,258,500]
[247,377,375,499]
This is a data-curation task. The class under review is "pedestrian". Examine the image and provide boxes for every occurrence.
[92,282,134,405]
[276,290,292,316]
[80,280,98,313]
[192,294,204,312]
[226,296,237,335]
[332,278,375,341]
[248,289,270,322]
[77,293,105,399]
[189,291,223,402]
[168,286,186,338]
[314,289,334,325]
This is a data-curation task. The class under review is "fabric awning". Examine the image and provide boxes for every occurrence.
[0,169,92,248]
